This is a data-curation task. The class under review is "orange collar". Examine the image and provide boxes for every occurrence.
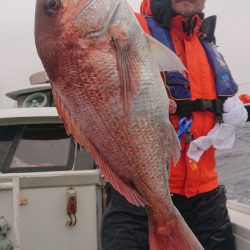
[170,15,203,39]
[140,0,152,16]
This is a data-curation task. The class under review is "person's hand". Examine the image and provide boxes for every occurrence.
[169,99,177,114]
[223,97,248,127]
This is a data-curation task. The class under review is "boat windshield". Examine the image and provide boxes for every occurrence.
[0,124,93,173]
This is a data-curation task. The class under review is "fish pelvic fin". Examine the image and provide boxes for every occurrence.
[110,26,139,122]
[169,124,181,165]
[52,89,146,207]
[148,208,204,250]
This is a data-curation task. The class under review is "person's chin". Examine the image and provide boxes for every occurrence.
[174,5,196,17]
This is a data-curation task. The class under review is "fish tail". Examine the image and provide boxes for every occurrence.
[148,208,204,250]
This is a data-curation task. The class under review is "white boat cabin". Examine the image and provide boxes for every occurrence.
[0,72,249,250]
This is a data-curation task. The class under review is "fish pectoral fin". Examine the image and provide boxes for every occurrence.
[145,33,186,72]
[110,26,139,121]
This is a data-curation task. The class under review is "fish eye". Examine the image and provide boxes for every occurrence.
[45,0,61,10]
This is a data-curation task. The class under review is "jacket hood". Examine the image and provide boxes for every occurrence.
[141,0,206,30]
[140,0,152,15]
[141,0,172,29]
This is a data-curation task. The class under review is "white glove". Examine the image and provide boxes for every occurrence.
[187,97,248,162]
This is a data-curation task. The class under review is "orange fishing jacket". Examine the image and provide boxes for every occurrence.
[136,9,221,197]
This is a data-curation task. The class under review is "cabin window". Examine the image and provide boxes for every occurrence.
[0,124,93,173]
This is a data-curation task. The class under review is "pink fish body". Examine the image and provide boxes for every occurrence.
[35,0,203,249]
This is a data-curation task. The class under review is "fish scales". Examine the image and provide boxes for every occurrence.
[35,0,204,249]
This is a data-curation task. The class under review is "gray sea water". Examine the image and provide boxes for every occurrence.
[216,122,250,206]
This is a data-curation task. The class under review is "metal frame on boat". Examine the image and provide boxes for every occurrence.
[0,73,249,249]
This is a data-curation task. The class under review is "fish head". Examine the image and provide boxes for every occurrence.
[35,0,112,79]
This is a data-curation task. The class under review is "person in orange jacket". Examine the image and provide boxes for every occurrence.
[101,1,238,249]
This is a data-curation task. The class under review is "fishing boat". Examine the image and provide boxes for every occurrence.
[0,72,249,250]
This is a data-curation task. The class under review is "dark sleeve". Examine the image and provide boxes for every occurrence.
[245,105,250,122]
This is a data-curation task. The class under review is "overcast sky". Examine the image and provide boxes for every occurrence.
[1,0,250,108]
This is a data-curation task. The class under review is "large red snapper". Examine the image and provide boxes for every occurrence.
[35,0,203,249]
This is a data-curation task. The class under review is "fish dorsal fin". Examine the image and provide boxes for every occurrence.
[52,89,146,207]
[110,26,139,121]
[145,33,186,72]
